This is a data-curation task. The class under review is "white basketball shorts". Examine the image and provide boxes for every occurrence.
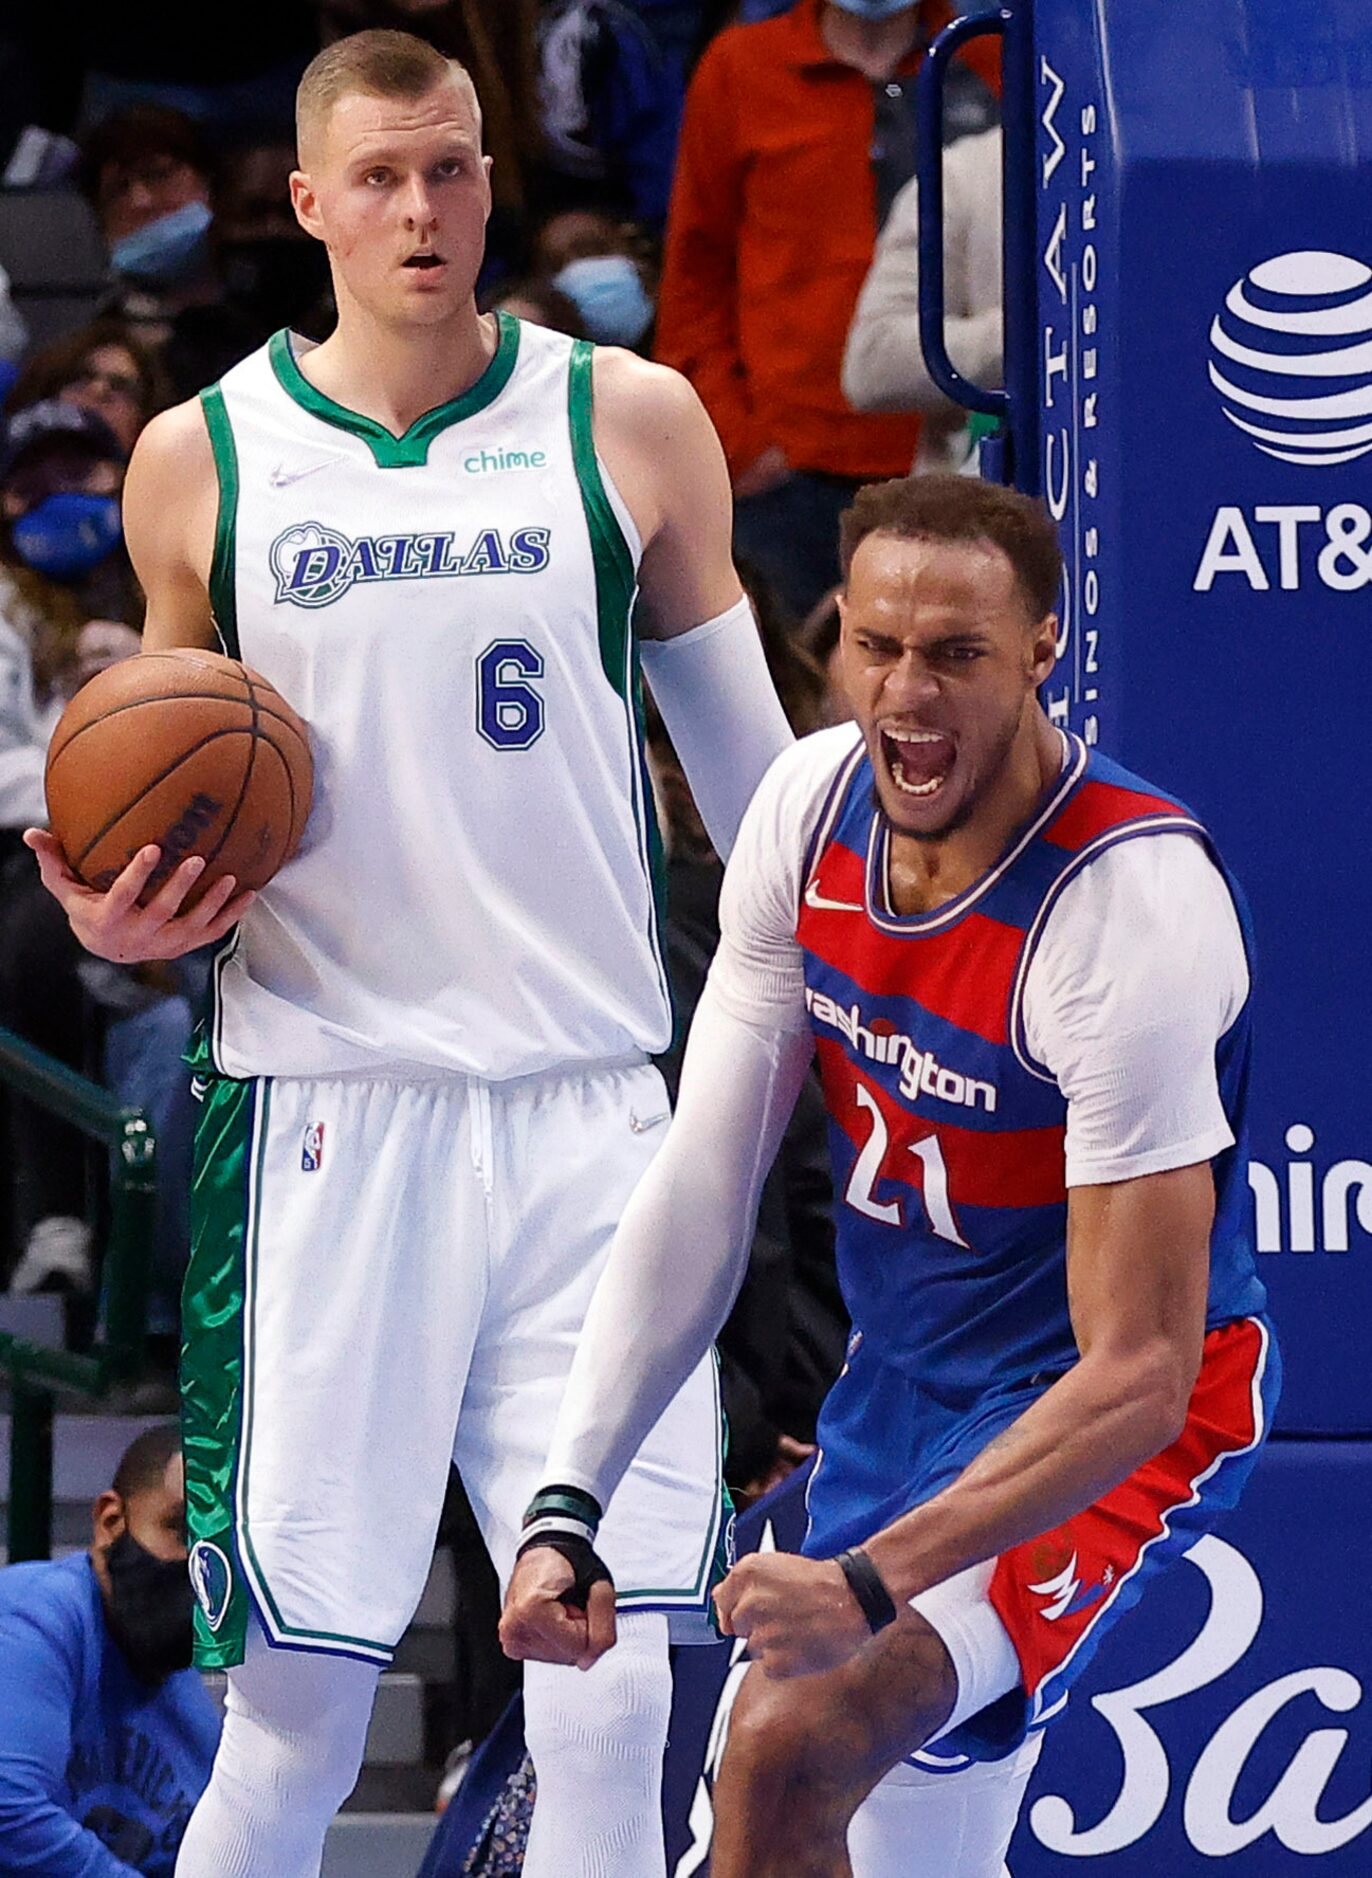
[181,1053,728,1668]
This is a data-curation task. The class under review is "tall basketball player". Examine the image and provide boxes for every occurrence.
[502,475,1279,1876]
[26,32,792,1878]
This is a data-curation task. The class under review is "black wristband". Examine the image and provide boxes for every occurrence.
[515,1531,614,1612]
[835,1547,899,1634]
[520,1483,604,1549]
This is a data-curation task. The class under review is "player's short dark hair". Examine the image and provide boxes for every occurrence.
[111,1423,181,1502]
[297,31,477,160]
[839,474,1063,623]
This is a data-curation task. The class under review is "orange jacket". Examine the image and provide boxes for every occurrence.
[655,0,1000,484]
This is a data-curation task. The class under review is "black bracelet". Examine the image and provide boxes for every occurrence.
[835,1547,899,1634]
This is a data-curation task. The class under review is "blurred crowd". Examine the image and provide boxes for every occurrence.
[0,0,1006,1797]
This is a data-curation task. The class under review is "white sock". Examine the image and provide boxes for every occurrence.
[847,1734,1043,1878]
[522,1610,672,1878]
[175,1618,379,1878]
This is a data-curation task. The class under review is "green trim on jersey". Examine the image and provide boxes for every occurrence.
[567,339,635,696]
[567,339,670,1007]
[616,1353,732,1632]
[199,384,240,658]
[267,312,521,469]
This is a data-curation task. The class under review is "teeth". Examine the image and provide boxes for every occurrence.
[886,728,944,744]
[891,767,944,796]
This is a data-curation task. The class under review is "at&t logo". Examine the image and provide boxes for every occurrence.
[1194,248,1372,594]
[1207,249,1372,468]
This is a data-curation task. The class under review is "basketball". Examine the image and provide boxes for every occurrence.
[44,649,313,908]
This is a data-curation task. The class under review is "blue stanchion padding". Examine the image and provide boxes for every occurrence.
[1015,0,1372,1432]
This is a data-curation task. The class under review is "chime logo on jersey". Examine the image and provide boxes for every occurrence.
[188,1541,234,1633]
[270,520,552,608]
[301,1122,325,1172]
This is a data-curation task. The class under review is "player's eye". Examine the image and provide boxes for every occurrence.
[435,158,465,180]
[363,168,392,187]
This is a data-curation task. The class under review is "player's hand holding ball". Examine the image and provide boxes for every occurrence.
[26,648,312,963]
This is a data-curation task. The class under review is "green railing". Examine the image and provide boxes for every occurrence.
[0,1023,156,1560]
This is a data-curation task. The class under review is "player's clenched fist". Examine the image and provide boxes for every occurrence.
[24,832,253,963]
[499,1545,618,1671]
[500,1485,618,1671]
[714,1553,874,1680]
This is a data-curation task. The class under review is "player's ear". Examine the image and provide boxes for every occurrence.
[1027,612,1059,685]
[290,169,325,243]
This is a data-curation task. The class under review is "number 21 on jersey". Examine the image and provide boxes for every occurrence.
[846,1084,968,1247]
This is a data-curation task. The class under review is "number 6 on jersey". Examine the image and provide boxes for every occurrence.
[477,639,545,750]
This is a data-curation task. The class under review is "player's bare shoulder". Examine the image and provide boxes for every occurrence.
[590,348,726,540]
[122,398,220,647]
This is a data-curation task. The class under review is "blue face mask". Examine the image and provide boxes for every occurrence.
[829,0,918,17]
[11,492,123,581]
[553,255,654,348]
[110,199,212,286]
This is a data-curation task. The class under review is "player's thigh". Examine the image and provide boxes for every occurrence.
[185,1074,488,1660]
[455,1062,722,1595]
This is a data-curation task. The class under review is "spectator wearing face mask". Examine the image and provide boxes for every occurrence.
[78,108,262,400]
[532,209,657,350]
[5,320,169,459]
[0,1423,220,1875]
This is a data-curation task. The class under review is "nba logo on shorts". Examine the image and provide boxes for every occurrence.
[301,1122,325,1172]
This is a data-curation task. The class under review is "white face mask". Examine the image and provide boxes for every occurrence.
[552,255,654,348]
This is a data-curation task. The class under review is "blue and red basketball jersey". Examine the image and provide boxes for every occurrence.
[797,733,1270,1561]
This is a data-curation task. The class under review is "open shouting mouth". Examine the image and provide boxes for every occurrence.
[880,725,957,799]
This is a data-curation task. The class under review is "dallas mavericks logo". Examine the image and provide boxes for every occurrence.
[270,521,552,609]
[1208,249,1372,466]
[188,1540,234,1633]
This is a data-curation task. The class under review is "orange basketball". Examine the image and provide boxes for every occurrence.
[45,649,313,908]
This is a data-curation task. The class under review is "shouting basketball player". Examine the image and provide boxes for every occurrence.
[501,475,1280,1877]
[26,31,792,1878]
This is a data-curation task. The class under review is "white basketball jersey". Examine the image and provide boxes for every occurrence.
[200,315,670,1080]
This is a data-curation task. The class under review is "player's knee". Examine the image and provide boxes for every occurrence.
[721,1671,874,1818]
[524,1614,671,1778]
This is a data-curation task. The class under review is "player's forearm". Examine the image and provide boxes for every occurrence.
[542,990,813,1508]
[863,1346,1191,1606]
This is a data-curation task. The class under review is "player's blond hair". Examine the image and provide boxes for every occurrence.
[296,30,481,163]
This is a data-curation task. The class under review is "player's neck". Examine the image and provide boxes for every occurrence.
[884,713,1064,915]
[293,300,499,438]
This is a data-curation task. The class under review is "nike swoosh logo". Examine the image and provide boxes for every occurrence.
[804,878,863,914]
[268,458,339,488]
[629,1110,670,1134]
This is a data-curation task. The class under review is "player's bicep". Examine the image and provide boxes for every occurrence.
[594,355,740,635]
[122,404,219,652]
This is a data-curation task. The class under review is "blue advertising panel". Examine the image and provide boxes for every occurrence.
[1020,0,1372,1431]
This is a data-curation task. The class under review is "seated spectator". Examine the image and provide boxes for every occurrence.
[78,108,261,399]
[532,208,656,349]
[654,0,999,618]
[5,318,170,457]
[0,1422,220,1874]
[842,124,1002,472]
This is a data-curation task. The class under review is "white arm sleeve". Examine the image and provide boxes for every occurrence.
[638,595,794,861]
[543,732,854,1507]
[0,610,51,830]
[1022,834,1250,1187]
